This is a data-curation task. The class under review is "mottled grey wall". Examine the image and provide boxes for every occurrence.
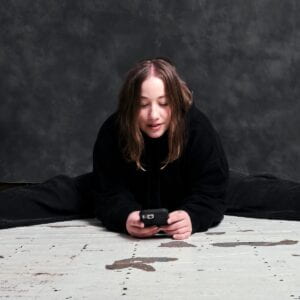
[0,0,299,182]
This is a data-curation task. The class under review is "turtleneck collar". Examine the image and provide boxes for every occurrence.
[141,131,169,169]
[142,130,168,145]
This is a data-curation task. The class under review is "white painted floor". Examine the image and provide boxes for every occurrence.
[0,216,299,299]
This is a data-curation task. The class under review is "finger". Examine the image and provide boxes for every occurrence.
[134,229,160,238]
[167,211,186,225]
[140,226,159,234]
[173,231,192,240]
[130,226,159,238]
[167,212,180,225]
[140,227,160,237]
[130,220,144,228]
[161,220,186,232]
[163,225,190,236]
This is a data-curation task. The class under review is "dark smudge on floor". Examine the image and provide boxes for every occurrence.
[212,239,298,247]
[159,241,196,248]
[34,272,64,276]
[205,232,226,235]
[106,257,178,272]
[237,230,254,232]
[81,244,88,251]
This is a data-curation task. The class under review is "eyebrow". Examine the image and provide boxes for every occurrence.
[140,95,166,100]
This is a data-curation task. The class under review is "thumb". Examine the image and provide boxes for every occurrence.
[132,219,144,228]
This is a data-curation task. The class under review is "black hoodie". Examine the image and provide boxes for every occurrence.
[92,103,229,234]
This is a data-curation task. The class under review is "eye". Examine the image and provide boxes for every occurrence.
[139,102,149,108]
[159,102,169,106]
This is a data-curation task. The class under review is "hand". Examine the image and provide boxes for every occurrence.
[126,211,160,238]
[160,210,192,240]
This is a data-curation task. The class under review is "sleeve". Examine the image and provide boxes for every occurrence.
[179,121,229,233]
[92,118,142,233]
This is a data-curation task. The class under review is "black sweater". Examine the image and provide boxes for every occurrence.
[92,103,229,234]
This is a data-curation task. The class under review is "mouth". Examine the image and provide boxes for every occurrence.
[148,123,162,130]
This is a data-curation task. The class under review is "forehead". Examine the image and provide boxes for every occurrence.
[140,76,165,97]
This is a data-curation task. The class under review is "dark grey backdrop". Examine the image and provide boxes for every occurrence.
[0,0,299,182]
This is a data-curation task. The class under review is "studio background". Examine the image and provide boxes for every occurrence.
[0,0,299,182]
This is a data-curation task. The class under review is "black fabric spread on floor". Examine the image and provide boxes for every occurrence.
[0,174,94,229]
[0,171,299,229]
[225,171,300,221]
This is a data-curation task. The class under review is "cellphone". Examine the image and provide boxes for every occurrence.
[140,208,169,227]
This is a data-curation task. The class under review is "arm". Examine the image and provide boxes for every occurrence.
[92,116,160,237]
[92,117,141,233]
[162,118,229,238]
[180,122,229,233]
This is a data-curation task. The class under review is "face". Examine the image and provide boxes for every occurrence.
[137,76,171,138]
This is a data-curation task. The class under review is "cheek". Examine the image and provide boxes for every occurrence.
[137,111,146,126]
[165,108,172,122]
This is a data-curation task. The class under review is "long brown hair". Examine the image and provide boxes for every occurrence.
[117,58,193,170]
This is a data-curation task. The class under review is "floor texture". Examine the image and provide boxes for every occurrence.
[0,215,299,299]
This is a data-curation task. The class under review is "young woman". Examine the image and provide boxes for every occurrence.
[1,58,299,239]
[91,58,228,239]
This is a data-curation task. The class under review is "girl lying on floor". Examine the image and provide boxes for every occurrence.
[1,58,299,239]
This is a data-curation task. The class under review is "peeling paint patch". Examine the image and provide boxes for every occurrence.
[33,272,64,276]
[212,239,298,247]
[159,241,196,248]
[81,244,88,251]
[106,257,178,272]
[205,232,226,235]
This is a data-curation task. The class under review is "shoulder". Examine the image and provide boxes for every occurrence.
[93,111,120,155]
[183,103,228,172]
[95,111,119,142]
[186,103,219,142]
[98,112,118,134]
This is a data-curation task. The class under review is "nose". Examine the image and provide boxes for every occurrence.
[149,104,159,120]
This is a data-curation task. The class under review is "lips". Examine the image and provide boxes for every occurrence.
[148,123,162,130]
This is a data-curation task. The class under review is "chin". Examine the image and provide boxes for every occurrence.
[144,129,166,139]
[148,133,163,138]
